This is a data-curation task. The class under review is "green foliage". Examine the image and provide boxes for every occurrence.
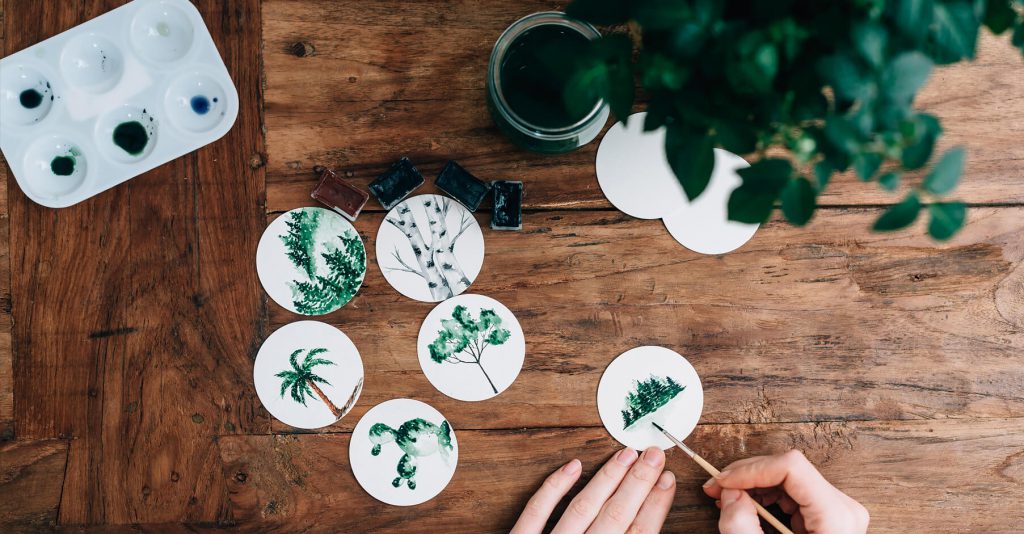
[621,375,685,429]
[291,229,366,315]
[281,209,319,279]
[428,305,512,394]
[928,201,967,239]
[275,347,334,407]
[564,0,1024,238]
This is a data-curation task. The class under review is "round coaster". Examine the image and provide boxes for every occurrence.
[596,111,688,220]
[417,294,525,401]
[256,207,366,315]
[376,194,484,302]
[597,346,704,450]
[662,149,760,255]
[349,399,459,506]
[253,321,364,430]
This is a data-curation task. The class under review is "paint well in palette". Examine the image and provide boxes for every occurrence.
[189,95,218,115]
[49,155,75,176]
[19,88,43,109]
[112,121,149,155]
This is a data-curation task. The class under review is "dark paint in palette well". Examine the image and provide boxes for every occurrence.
[49,155,75,176]
[189,95,219,115]
[19,89,43,109]
[113,121,149,155]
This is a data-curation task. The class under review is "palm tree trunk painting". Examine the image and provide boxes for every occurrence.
[384,196,475,300]
[307,378,342,418]
[275,347,350,419]
[428,305,511,394]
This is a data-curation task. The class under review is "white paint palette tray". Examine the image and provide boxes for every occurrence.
[0,0,239,208]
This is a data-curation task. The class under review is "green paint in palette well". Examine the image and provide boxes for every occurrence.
[274,347,343,418]
[50,155,75,176]
[113,121,149,155]
[370,418,453,490]
[621,375,685,429]
[279,208,365,315]
[428,305,511,394]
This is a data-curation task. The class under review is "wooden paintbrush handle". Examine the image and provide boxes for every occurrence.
[690,452,795,534]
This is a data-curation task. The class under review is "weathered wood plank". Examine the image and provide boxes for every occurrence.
[260,207,1024,431]
[217,418,1024,533]
[0,439,68,532]
[262,1,1024,211]
[0,0,11,442]
[3,0,267,525]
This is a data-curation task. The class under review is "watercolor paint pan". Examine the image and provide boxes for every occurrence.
[435,160,491,212]
[0,0,239,208]
[369,157,424,210]
[311,168,369,221]
[490,180,523,231]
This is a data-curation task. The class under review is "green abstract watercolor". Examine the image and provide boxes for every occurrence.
[621,375,685,429]
[428,305,511,394]
[279,208,366,315]
[369,418,454,490]
[274,347,344,418]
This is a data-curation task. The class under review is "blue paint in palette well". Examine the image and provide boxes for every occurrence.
[189,95,218,115]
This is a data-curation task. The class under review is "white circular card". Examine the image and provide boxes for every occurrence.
[417,294,525,401]
[596,112,688,220]
[254,321,364,430]
[256,207,366,315]
[662,149,759,254]
[597,346,704,450]
[349,399,459,506]
[376,194,484,302]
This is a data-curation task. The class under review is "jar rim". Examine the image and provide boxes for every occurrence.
[487,11,607,140]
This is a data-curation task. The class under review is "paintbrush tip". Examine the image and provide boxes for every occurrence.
[651,422,665,432]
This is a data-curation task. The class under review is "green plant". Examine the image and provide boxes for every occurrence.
[428,305,511,394]
[275,347,343,418]
[621,375,686,428]
[280,209,366,314]
[563,0,1024,238]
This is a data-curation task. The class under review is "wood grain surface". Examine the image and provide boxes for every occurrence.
[0,0,1021,532]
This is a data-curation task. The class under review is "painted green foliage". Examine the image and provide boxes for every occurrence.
[428,305,511,394]
[275,347,344,419]
[369,418,454,490]
[621,375,685,429]
[280,209,365,315]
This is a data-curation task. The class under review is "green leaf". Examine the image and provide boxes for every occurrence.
[728,159,793,224]
[928,202,967,240]
[853,153,883,181]
[882,52,933,102]
[879,171,901,191]
[889,0,935,44]
[818,53,873,101]
[923,146,966,195]
[566,0,632,26]
[564,35,636,123]
[853,22,888,68]
[929,1,980,63]
[984,0,1017,34]
[873,192,921,231]
[901,114,942,170]
[714,120,758,155]
[1014,22,1024,49]
[814,160,834,190]
[665,125,716,201]
[780,178,817,226]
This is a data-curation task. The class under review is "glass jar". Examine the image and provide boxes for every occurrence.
[486,12,610,154]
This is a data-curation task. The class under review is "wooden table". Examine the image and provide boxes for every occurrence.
[2,1,1023,532]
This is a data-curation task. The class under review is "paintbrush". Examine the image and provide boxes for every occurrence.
[652,422,794,534]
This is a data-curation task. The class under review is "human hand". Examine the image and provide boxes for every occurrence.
[511,447,677,534]
[702,450,869,534]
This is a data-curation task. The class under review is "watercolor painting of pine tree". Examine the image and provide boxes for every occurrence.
[384,196,477,301]
[279,208,365,315]
[275,347,345,419]
[621,375,686,429]
[428,305,511,394]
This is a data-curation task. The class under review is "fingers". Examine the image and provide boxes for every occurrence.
[704,450,832,507]
[718,489,764,534]
[628,471,676,534]
[586,447,666,532]
[552,448,638,534]
[511,459,583,534]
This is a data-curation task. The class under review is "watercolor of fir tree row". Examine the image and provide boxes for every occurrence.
[417,294,525,401]
[350,399,459,506]
[253,321,364,430]
[257,207,366,315]
[597,346,704,451]
[376,194,485,303]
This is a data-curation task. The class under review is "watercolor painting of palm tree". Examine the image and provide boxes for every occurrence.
[384,196,475,301]
[279,208,365,315]
[428,305,511,394]
[275,347,345,419]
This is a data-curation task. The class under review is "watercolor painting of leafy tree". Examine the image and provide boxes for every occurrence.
[275,347,346,419]
[621,375,686,429]
[428,305,511,394]
[385,197,474,301]
[280,208,365,315]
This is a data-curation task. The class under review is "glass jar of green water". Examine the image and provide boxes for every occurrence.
[487,12,609,154]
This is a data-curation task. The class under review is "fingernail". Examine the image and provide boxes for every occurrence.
[717,470,731,479]
[642,446,664,467]
[615,447,638,466]
[702,477,717,487]
[721,488,742,504]
[562,459,582,475]
[657,471,675,489]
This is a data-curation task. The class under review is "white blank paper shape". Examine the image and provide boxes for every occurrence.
[417,294,526,401]
[662,149,760,254]
[596,112,687,220]
[349,399,459,506]
[253,321,364,430]
[597,346,704,450]
[376,194,485,302]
